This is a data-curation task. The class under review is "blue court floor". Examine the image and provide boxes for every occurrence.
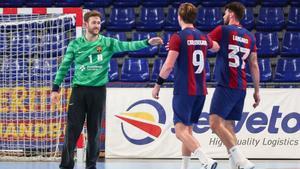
[0,159,299,169]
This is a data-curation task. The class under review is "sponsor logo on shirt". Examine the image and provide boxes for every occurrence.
[86,65,103,70]
[79,65,86,71]
[97,46,102,53]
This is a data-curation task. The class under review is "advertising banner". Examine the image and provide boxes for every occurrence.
[106,88,300,159]
[0,87,70,149]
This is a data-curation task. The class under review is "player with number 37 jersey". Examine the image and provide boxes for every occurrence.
[208,2,260,169]
[209,24,257,90]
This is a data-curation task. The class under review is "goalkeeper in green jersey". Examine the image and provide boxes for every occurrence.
[51,10,163,169]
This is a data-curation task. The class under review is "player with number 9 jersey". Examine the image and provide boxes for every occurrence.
[152,3,220,169]
[169,28,213,96]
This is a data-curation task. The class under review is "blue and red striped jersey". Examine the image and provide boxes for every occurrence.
[169,27,213,96]
[209,25,257,90]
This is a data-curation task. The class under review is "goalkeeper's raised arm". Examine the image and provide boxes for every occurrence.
[50,10,162,169]
[52,11,162,94]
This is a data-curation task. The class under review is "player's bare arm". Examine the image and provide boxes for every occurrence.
[208,41,220,53]
[159,50,179,79]
[248,52,260,108]
[152,50,179,99]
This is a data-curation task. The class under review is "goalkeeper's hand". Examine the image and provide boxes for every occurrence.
[51,92,60,104]
[148,37,163,46]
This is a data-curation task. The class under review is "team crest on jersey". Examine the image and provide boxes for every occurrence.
[97,46,102,53]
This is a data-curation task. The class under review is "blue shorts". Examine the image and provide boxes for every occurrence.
[210,86,246,121]
[172,95,206,126]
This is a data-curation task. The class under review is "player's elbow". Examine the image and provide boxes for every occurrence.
[209,41,220,53]
[250,62,259,72]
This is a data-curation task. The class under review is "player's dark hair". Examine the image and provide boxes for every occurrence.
[178,3,197,24]
[224,2,245,21]
[84,10,101,22]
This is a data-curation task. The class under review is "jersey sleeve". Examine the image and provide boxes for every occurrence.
[206,35,213,49]
[109,37,149,53]
[53,41,75,87]
[169,33,181,52]
[208,25,222,42]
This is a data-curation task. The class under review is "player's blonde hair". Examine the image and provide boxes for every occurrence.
[178,3,197,24]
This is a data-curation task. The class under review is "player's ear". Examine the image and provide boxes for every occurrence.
[83,21,88,28]
[229,12,235,19]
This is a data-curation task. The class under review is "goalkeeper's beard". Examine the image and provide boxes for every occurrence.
[87,27,100,36]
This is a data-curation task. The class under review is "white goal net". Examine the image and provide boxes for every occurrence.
[0,13,76,161]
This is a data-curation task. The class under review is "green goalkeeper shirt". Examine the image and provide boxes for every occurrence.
[53,35,149,89]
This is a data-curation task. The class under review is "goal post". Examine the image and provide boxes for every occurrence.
[0,7,82,37]
[0,7,83,161]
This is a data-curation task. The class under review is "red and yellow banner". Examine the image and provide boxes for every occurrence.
[0,87,71,146]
